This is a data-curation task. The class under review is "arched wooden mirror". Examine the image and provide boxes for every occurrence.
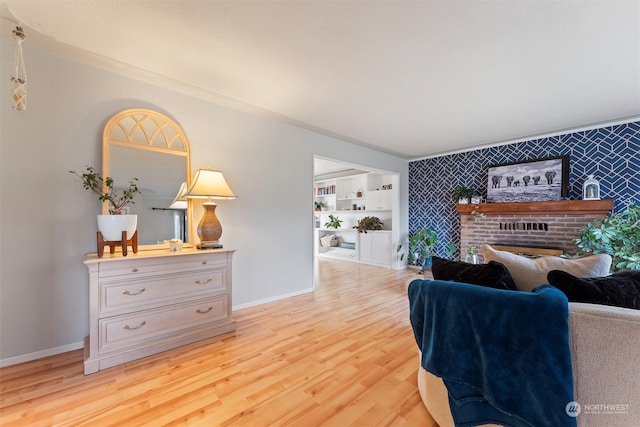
[103,108,192,247]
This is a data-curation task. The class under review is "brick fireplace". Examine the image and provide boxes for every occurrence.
[456,199,614,260]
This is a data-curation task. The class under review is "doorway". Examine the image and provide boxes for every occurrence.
[312,156,400,285]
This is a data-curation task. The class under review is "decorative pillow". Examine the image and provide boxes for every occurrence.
[547,269,640,310]
[431,256,517,291]
[481,244,612,292]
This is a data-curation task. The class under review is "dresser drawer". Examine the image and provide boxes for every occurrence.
[98,252,229,279]
[100,269,227,316]
[99,296,229,354]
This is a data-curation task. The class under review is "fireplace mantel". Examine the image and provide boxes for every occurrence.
[456,199,614,216]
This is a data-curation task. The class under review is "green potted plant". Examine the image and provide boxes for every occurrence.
[444,241,458,261]
[465,245,479,264]
[314,201,327,211]
[324,214,343,229]
[70,166,141,241]
[452,185,475,204]
[353,216,383,233]
[70,166,140,214]
[397,228,439,269]
[572,203,640,271]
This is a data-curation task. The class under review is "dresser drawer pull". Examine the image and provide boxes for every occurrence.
[122,287,146,296]
[202,261,207,265]
[195,277,213,285]
[123,321,146,330]
[132,268,139,272]
[196,306,213,314]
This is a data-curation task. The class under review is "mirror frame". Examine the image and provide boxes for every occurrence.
[102,108,192,248]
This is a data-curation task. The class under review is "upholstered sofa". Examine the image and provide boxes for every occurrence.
[409,245,640,427]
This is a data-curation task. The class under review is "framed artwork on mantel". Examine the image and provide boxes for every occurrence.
[486,156,569,203]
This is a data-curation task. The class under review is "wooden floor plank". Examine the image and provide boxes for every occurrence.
[0,259,437,426]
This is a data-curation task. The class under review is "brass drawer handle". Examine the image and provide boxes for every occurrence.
[122,287,146,296]
[196,306,213,314]
[123,321,146,330]
[195,277,213,285]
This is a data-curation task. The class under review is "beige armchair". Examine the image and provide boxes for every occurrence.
[416,301,640,427]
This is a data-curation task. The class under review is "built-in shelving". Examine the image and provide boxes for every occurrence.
[314,172,395,268]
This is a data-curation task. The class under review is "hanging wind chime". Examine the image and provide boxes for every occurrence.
[11,25,27,111]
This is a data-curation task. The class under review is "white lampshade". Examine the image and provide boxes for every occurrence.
[185,169,236,200]
[168,182,188,210]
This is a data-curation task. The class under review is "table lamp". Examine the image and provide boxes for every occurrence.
[185,169,236,249]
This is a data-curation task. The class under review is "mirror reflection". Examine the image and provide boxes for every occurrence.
[110,146,187,244]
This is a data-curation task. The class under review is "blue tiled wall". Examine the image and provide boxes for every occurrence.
[409,121,640,258]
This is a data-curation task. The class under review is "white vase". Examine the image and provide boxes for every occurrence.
[97,214,137,241]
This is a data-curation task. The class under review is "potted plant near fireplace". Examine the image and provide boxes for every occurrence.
[397,227,439,271]
[70,166,141,242]
[452,185,475,204]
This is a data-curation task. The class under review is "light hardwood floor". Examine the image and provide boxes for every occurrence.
[0,259,436,427]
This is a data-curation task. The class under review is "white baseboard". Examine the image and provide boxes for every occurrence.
[232,288,314,311]
[0,341,84,368]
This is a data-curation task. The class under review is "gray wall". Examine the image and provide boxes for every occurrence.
[0,39,408,364]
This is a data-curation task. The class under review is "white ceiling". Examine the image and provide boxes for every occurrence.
[2,0,639,159]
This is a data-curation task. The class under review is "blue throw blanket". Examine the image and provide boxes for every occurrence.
[408,279,576,427]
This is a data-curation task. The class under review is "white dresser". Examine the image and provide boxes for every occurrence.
[83,248,235,374]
